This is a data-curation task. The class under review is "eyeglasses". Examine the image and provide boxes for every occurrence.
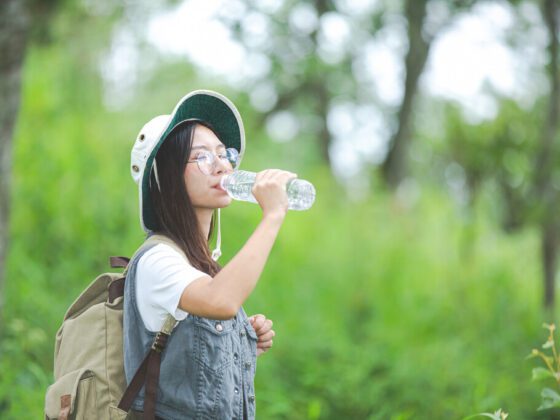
[186,148,239,175]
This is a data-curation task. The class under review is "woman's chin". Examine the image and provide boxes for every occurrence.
[192,195,232,210]
[216,196,233,208]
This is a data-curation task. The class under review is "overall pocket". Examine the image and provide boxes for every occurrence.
[45,368,97,420]
[193,317,234,373]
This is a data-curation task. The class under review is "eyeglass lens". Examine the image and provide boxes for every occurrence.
[196,148,239,175]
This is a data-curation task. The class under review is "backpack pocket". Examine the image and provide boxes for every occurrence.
[108,405,129,420]
[45,368,97,419]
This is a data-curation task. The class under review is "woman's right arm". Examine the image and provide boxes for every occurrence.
[178,169,297,319]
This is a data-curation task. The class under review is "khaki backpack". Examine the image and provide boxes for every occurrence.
[45,236,179,420]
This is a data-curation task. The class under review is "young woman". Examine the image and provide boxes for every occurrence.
[124,90,295,419]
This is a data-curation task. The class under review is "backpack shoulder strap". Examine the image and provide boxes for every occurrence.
[143,234,187,261]
[122,234,188,274]
[117,313,176,418]
[117,234,183,419]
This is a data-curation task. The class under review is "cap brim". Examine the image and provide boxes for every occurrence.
[140,90,245,232]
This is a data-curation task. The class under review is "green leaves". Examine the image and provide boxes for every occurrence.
[532,367,555,382]
[529,323,560,412]
[538,388,560,411]
[543,340,555,349]
[463,408,508,420]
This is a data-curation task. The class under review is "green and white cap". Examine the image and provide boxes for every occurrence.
[130,90,246,258]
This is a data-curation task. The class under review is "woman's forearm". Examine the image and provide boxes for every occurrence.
[214,213,284,306]
[179,212,285,318]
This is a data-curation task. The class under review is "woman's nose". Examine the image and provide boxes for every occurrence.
[214,157,232,175]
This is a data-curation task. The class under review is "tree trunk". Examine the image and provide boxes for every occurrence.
[314,81,331,165]
[312,0,332,166]
[534,0,560,196]
[0,0,30,326]
[542,219,559,310]
[381,0,431,188]
[539,0,560,311]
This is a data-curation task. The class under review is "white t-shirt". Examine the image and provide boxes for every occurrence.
[136,243,208,332]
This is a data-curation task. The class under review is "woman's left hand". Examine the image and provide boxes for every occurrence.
[249,314,275,357]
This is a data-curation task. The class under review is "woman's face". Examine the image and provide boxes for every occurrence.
[184,124,234,210]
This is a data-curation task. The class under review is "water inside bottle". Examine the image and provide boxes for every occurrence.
[221,171,315,210]
[287,179,316,210]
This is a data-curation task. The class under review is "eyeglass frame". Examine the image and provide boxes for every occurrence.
[185,147,240,175]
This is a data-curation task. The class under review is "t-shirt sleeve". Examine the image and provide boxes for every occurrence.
[136,243,208,332]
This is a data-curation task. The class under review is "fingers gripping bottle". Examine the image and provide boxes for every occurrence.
[220,170,316,210]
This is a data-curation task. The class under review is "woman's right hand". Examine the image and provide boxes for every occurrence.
[252,169,298,219]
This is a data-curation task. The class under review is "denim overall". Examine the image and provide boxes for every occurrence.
[123,244,258,420]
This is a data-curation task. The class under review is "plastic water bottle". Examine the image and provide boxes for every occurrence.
[220,170,316,210]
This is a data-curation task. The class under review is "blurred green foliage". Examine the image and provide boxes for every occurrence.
[1,2,559,420]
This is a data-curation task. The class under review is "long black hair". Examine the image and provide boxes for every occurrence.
[148,121,221,276]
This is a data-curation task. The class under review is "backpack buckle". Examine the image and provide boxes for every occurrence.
[151,332,169,353]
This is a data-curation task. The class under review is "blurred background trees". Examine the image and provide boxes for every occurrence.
[0,0,56,330]
[222,0,560,309]
[2,0,560,417]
